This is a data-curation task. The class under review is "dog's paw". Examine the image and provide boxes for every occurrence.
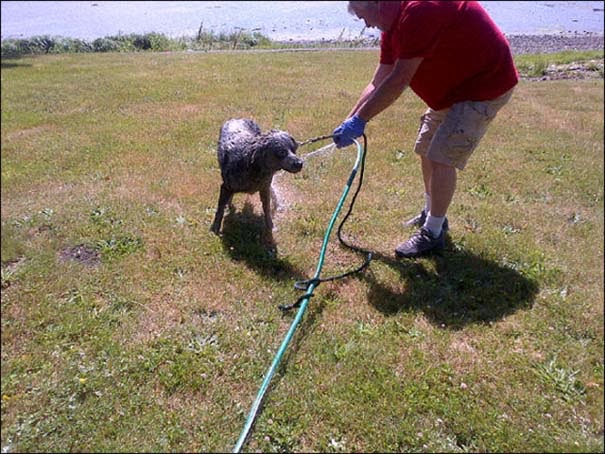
[264,240,278,256]
[261,231,276,249]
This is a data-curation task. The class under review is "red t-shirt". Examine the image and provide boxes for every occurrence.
[380,1,519,110]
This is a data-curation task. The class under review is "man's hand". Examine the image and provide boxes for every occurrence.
[332,114,367,148]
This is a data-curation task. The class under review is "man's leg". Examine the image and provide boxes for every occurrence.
[411,155,454,233]
[404,109,448,229]
[428,160,456,218]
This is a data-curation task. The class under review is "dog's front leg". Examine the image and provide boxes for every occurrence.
[259,185,275,246]
[210,184,232,234]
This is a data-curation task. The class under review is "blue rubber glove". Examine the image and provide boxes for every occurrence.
[333,114,367,148]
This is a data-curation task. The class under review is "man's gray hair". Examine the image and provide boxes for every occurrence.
[347,1,374,16]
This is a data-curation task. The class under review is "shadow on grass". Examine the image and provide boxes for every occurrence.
[220,202,327,448]
[360,238,539,329]
[220,201,305,283]
[220,206,538,330]
[1,57,33,69]
[219,199,330,348]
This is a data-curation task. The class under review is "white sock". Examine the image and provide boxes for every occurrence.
[424,212,445,237]
[423,192,431,214]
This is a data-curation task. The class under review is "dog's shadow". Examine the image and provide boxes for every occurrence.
[358,238,540,329]
[219,201,303,282]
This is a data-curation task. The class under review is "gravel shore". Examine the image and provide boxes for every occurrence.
[278,33,603,56]
[505,33,604,55]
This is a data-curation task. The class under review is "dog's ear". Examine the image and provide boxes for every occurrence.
[269,130,298,153]
[279,133,298,153]
[289,135,298,153]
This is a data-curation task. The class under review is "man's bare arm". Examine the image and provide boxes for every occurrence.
[357,57,423,122]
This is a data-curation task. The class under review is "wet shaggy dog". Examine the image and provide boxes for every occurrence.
[210,118,303,246]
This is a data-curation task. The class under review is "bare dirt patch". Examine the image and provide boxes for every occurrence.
[5,124,55,141]
[1,257,26,289]
[59,244,101,266]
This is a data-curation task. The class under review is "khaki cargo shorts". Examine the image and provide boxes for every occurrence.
[413,88,514,170]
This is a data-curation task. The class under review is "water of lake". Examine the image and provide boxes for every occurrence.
[1,1,604,42]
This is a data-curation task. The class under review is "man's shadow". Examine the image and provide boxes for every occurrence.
[220,209,539,330]
[359,239,540,329]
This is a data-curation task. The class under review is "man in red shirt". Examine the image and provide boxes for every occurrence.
[333,1,518,258]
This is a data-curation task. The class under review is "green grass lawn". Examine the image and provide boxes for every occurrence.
[1,50,603,453]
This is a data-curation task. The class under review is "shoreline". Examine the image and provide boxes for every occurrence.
[2,32,603,58]
[250,32,604,55]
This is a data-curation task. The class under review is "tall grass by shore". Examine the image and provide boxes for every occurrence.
[4,29,603,58]
[1,30,376,58]
[1,48,603,452]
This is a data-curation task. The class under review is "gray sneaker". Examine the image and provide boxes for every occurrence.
[403,209,449,232]
[395,227,445,258]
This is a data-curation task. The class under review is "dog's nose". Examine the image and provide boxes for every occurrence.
[293,158,303,172]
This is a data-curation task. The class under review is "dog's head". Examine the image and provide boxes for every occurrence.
[257,130,303,174]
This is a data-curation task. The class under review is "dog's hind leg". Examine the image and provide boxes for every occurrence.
[210,184,233,234]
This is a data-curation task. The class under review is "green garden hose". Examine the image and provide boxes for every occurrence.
[233,135,369,452]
